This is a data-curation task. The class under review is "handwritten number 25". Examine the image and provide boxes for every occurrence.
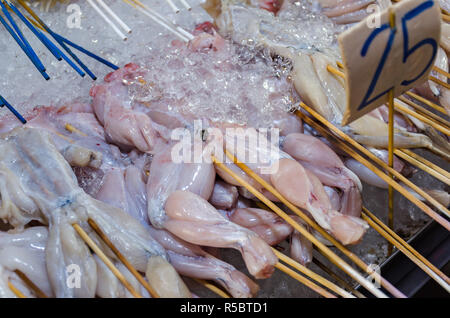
[357,0,437,111]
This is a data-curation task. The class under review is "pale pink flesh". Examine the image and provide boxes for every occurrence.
[209,180,239,209]
[90,64,168,154]
[270,159,367,245]
[149,227,259,298]
[229,208,293,245]
[147,141,216,228]
[282,133,362,216]
[164,190,278,279]
[324,186,341,212]
[289,216,313,266]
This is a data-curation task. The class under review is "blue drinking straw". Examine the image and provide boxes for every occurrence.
[0,95,27,124]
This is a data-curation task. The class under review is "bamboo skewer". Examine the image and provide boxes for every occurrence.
[298,110,450,282]
[394,101,450,136]
[312,257,366,298]
[397,96,450,129]
[362,208,450,286]
[442,13,450,22]
[87,218,159,298]
[429,75,450,90]
[273,248,355,298]
[217,150,405,297]
[398,148,450,180]
[295,112,450,293]
[14,270,47,298]
[387,2,396,252]
[361,209,450,292]
[193,279,231,298]
[405,91,447,115]
[8,281,26,298]
[327,65,345,79]
[256,201,357,297]
[298,104,450,225]
[212,155,391,298]
[433,66,450,79]
[72,223,143,298]
[65,123,87,137]
[394,149,450,185]
[275,262,337,298]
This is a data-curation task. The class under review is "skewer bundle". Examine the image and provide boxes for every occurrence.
[0,0,118,80]
[0,0,118,121]
[3,0,450,298]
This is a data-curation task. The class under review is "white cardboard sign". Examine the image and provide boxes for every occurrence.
[339,0,441,125]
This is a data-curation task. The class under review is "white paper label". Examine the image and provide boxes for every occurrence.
[339,0,441,125]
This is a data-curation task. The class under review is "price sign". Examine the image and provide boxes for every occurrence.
[339,0,441,125]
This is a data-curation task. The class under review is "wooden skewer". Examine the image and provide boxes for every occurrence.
[398,148,450,180]
[193,279,231,298]
[433,66,450,79]
[311,257,366,298]
[219,150,405,297]
[14,270,47,298]
[442,13,450,22]
[294,110,450,293]
[275,262,337,298]
[54,131,74,143]
[8,281,26,298]
[272,248,355,298]
[298,104,450,226]
[361,209,450,292]
[327,65,345,79]
[428,75,450,90]
[394,101,450,135]
[299,111,450,284]
[394,149,450,185]
[362,208,450,286]
[405,91,447,115]
[397,96,450,129]
[256,202,356,297]
[327,69,450,187]
[197,251,345,298]
[65,123,87,136]
[212,155,390,298]
[87,218,160,298]
[72,223,143,298]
